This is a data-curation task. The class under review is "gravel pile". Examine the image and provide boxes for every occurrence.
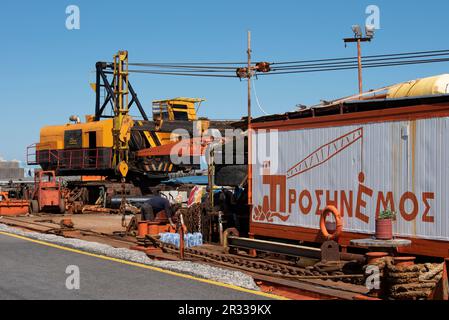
[0,223,259,291]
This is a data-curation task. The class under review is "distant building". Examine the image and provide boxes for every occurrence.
[0,160,25,181]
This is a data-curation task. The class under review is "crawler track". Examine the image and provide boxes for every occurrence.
[152,238,364,284]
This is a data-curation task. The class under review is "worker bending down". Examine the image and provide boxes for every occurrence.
[139,196,177,228]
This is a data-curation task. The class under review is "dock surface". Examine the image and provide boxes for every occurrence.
[0,233,272,300]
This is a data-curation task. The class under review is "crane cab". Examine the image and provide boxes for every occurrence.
[152,97,204,121]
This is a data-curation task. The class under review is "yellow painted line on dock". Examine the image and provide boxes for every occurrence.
[0,231,287,300]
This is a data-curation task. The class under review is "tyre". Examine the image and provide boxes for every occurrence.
[31,200,39,214]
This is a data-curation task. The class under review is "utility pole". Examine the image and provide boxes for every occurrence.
[356,39,363,95]
[234,31,271,201]
[235,32,271,124]
[247,30,252,127]
[234,32,271,244]
[344,25,375,95]
[247,30,252,213]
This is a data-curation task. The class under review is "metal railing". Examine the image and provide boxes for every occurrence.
[26,144,38,165]
[27,145,113,171]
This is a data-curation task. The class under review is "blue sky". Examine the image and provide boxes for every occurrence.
[2,0,449,162]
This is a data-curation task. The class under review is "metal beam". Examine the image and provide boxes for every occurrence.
[226,236,365,263]
[94,61,149,121]
[128,82,149,120]
[227,236,322,259]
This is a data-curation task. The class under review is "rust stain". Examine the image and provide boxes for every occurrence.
[391,124,399,236]
[410,120,417,236]
[392,123,401,207]
[410,121,417,192]
[258,283,326,300]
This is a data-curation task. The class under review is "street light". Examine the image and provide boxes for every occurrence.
[344,25,376,95]
[352,25,362,38]
[365,25,375,39]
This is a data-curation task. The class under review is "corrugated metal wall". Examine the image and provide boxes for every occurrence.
[252,117,449,241]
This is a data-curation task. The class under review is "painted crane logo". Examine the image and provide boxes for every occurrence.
[253,127,435,225]
[286,128,363,180]
[253,128,363,223]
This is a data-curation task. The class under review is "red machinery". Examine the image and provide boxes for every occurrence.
[0,192,30,216]
[30,171,65,214]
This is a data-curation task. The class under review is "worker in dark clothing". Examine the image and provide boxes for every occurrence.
[139,196,176,227]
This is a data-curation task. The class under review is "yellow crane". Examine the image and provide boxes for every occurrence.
[27,50,222,189]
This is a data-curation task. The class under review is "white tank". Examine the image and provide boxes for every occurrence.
[387,74,449,98]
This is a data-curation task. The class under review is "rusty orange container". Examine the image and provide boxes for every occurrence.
[393,256,416,268]
[366,252,389,265]
[0,199,30,216]
[138,221,149,236]
[148,223,159,235]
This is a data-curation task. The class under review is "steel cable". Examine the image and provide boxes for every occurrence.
[273,52,449,70]
[121,49,449,78]
[272,49,449,65]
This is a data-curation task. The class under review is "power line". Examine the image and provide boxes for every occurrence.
[128,57,449,77]
[273,52,449,70]
[124,49,449,71]
[271,49,449,65]
[128,61,246,66]
[128,63,239,70]
[252,79,269,115]
[271,56,449,72]
[121,49,449,78]
[127,69,236,78]
[262,57,449,76]
[129,68,236,73]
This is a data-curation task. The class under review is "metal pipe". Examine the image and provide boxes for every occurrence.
[110,195,155,208]
[227,236,365,263]
[228,236,321,259]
